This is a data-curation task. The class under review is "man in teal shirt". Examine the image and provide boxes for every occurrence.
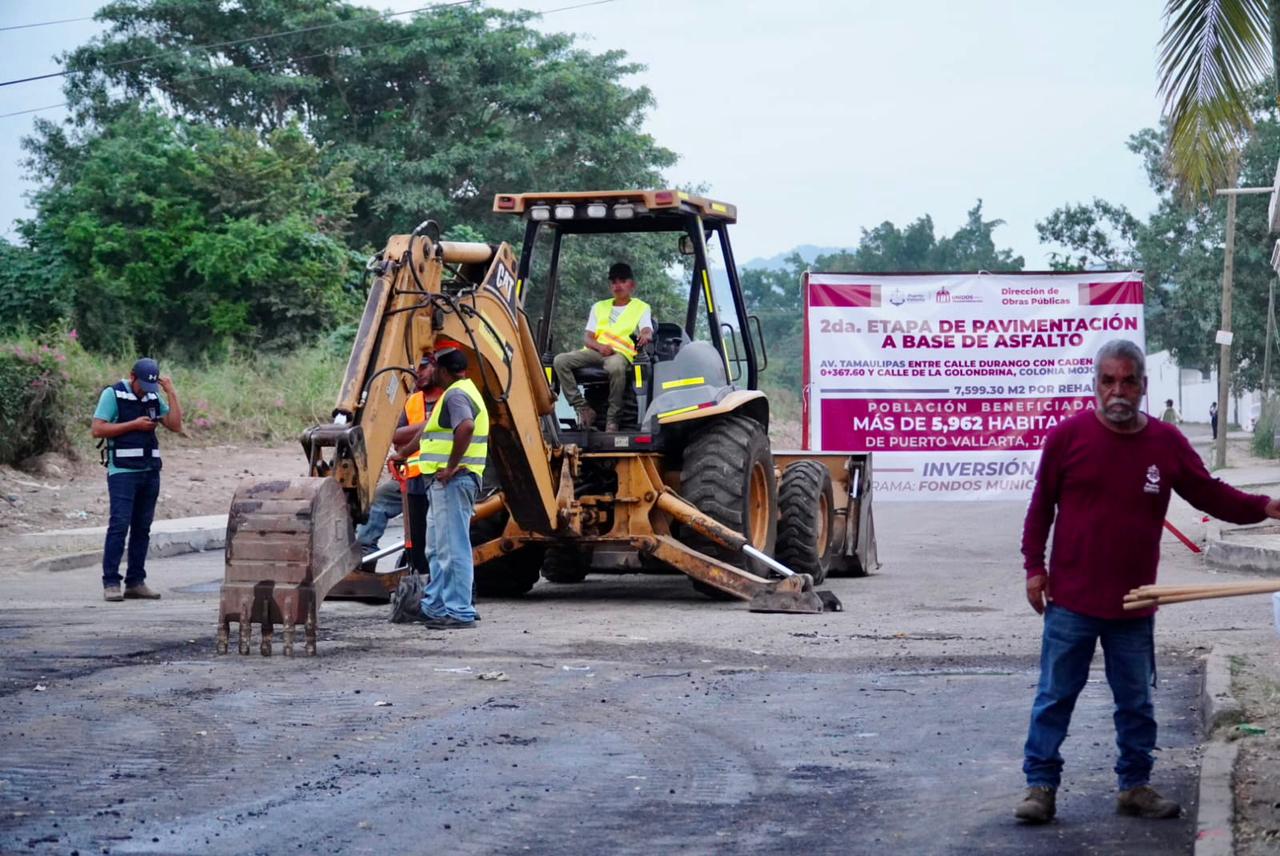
[91,358,183,601]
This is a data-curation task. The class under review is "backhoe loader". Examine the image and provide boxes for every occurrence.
[217,190,875,656]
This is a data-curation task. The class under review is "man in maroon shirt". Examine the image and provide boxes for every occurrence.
[1015,340,1280,825]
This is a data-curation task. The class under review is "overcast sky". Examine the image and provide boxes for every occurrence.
[1,0,1166,266]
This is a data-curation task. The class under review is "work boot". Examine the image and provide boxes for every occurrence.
[422,616,476,630]
[1014,786,1056,824]
[123,584,162,600]
[1116,785,1181,819]
[605,420,620,433]
[575,405,597,430]
[103,585,123,603]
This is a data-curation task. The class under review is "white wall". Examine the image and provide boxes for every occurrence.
[1146,349,1261,428]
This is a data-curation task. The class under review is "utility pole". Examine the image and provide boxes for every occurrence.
[1213,183,1272,468]
[1264,276,1275,401]
[1214,187,1238,470]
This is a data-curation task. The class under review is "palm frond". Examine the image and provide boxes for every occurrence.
[1158,0,1271,200]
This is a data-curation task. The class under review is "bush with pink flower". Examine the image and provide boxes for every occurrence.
[0,339,72,465]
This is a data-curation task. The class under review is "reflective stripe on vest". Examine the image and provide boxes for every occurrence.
[417,379,489,477]
[403,391,427,477]
[587,298,649,363]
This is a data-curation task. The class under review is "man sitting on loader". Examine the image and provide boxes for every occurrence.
[553,261,653,432]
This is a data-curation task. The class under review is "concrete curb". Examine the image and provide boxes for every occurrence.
[1194,741,1238,856]
[1193,646,1243,856]
[25,521,226,573]
[1201,646,1245,733]
[1203,520,1280,575]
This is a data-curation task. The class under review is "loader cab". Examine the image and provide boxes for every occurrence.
[494,190,768,451]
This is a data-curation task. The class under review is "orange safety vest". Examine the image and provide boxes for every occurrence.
[404,391,431,477]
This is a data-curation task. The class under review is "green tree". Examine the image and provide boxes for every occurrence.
[1037,110,1280,388]
[51,0,676,249]
[0,240,72,333]
[20,107,361,355]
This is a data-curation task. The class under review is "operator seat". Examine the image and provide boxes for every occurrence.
[651,321,688,362]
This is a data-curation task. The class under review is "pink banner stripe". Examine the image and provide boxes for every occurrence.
[1078,281,1143,305]
[808,283,880,308]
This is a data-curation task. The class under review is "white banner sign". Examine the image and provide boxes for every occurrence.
[803,272,1145,501]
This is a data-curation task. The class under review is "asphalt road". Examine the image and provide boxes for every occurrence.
[0,499,1230,855]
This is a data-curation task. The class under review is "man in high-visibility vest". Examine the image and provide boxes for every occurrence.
[553,262,654,432]
[415,348,488,629]
[356,353,441,572]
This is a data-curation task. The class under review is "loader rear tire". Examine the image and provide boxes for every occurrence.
[470,503,544,597]
[776,461,835,585]
[474,556,542,598]
[541,545,590,584]
[678,415,777,599]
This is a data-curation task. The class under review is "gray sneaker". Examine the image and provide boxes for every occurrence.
[123,584,162,600]
[1014,786,1056,824]
[1116,785,1181,819]
[103,585,123,603]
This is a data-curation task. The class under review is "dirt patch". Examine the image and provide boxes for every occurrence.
[0,440,304,569]
[1233,649,1280,855]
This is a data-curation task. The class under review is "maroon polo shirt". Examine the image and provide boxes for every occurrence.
[1021,409,1270,619]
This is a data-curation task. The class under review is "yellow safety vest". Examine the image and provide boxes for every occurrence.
[587,298,650,363]
[418,378,489,478]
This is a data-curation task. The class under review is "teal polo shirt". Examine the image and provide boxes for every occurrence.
[94,384,170,476]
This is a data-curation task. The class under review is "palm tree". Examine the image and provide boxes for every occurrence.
[1158,0,1277,199]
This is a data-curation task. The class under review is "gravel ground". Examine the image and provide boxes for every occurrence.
[4,495,1272,855]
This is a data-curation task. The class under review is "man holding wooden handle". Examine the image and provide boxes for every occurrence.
[1015,339,1280,825]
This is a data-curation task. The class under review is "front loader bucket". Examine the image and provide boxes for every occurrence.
[746,573,833,614]
[217,477,362,656]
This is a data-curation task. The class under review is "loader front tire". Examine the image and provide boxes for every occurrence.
[776,461,835,584]
[541,545,590,584]
[679,415,777,598]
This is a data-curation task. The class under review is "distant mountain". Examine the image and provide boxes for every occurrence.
[740,244,849,272]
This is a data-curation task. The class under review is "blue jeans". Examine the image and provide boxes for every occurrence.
[420,472,479,622]
[1023,603,1157,791]
[356,479,404,550]
[102,469,161,588]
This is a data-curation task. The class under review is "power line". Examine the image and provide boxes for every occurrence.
[0,15,95,33]
[0,102,68,119]
[0,0,481,88]
[0,0,621,120]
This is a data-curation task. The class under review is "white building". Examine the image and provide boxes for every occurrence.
[1145,349,1261,429]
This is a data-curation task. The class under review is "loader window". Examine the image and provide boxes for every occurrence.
[700,230,748,383]
[526,227,686,359]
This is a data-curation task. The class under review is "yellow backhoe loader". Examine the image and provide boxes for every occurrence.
[217,190,875,656]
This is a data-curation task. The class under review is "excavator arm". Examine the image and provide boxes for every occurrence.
[217,230,555,655]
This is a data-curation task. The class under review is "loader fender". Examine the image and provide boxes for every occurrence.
[653,389,768,430]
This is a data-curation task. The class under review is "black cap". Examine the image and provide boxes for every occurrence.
[608,262,634,282]
[435,348,468,374]
[131,358,160,393]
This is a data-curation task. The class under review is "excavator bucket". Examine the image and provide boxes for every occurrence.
[217,478,362,656]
